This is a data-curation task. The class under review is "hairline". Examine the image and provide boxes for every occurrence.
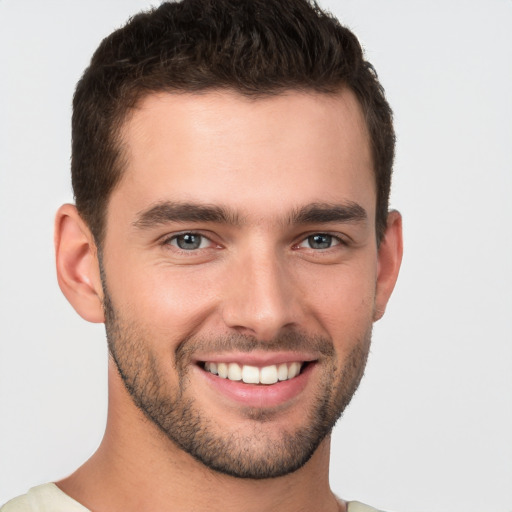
[92,83,383,248]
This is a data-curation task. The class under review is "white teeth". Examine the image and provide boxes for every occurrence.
[288,362,301,379]
[260,365,278,384]
[228,362,242,381]
[217,362,228,379]
[204,362,304,384]
[205,362,218,374]
[277,363,288,381]
[242,365,260,384]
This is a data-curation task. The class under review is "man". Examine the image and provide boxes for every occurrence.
[2,0,402,510]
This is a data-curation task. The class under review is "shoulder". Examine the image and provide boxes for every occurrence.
[347,501,385,512]
[1,484,90,512]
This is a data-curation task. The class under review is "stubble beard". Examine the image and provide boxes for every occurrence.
[103,287,372,480]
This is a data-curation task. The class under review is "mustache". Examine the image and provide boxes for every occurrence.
[175,330,335,363]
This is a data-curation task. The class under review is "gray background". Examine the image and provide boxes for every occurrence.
[1,1,511,511]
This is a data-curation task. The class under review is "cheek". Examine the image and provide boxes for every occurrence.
[110,264,222,340]
[299,263,377,344]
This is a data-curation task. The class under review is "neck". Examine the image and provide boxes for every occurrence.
[57,365,344,512]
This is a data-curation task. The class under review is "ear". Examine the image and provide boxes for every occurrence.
[374,210,403,321]
[55,204,105,323]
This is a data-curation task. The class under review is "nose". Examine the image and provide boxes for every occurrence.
[221,248,302,341]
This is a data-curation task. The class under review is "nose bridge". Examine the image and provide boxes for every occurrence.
[222,242,299,340]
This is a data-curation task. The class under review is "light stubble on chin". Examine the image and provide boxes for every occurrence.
[102,283,372,479]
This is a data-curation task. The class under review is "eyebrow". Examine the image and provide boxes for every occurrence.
[289,202,367,225]
[133,202,242,229]
[133,200,367,229]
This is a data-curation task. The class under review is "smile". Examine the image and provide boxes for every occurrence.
[203,361,304,385]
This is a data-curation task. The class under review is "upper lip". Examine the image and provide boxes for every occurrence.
[193,351,319,366]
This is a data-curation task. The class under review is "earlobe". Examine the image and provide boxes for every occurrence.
[55,204,105,323]
[374,210,403,321]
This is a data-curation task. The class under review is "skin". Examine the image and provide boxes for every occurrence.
[54,89,402,512]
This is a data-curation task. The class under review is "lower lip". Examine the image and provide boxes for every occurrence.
[197,363,315,408]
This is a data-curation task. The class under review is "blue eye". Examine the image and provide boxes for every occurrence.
[299,234,340,250]
[170,233,208,250]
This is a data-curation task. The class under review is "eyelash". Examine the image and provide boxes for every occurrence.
[161,231,218,253]
[294,233,347,251]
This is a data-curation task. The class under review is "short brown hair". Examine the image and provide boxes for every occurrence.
[72,0,395,245]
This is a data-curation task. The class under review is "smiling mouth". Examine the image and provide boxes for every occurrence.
[202,361,308,385]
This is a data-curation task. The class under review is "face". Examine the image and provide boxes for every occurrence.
[101,90,381,478]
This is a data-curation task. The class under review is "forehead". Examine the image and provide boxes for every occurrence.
[112,89,375,224]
